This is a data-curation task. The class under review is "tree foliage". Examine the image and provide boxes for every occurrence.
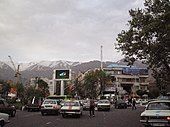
[16,83,24,98]
[0,80,11,98]
[25,78,49,101]
[37,79,50,98]
[116,0,170,92]
[83,70,111,98]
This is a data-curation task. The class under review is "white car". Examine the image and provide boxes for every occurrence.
[0,113,10,127]
[41,99,61,116]
[60,100,83,118]
[140,100,170,127]
[82,100,90,110]
[97,100,111,111]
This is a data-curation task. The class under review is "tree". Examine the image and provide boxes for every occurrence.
[24,78,49,103]
[0,80,11,98]
[37,79,49,98]
[116,0,170,93]
[73,78,84,98]
[83,70,111,98]
[136,89,148,98]
[16,83,24,99]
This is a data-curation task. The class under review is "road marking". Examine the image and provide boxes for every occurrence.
[46,122,52,125]
[23,113,39,117]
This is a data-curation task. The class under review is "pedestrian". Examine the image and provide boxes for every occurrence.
[89,97,95,117]
[132,98,137,110]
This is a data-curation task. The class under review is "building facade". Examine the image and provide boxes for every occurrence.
[103,64,149,96]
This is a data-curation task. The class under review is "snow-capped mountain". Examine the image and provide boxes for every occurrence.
[4,60,81,71]
[37,60,81,69]
[0,59,148,81]
[0,61,15,80]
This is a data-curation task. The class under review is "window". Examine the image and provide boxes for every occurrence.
[147,102,170,110]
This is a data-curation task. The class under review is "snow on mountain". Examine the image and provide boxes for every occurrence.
[38,60,80,68]
[0,61,10,69]
[0,61,15,80]
[3,60,81,71]
[19,62,38,71]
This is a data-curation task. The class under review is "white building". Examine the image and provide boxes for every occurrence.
[103,64,149,96]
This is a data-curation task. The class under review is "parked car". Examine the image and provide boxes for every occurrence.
[41,99,61,116]
[115,99,127,109]
[26,97,43,112]
[60,100,83,118]
[0,98,16,117]
[97,99,111,111]
[0,113,9,127]
[140,100,170,127]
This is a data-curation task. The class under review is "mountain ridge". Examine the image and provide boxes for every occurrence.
[0,59,147,81]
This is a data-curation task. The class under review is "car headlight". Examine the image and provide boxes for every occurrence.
[167,116,170,121]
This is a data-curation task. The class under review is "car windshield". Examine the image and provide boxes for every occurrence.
[44,100,57,104]
[147,102,170,110]
[117,100,125,103]
[64,102,80,106]
[98,100,109,103]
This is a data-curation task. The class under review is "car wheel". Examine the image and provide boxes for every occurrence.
[62,114,66,118]
[0,120,4,127]
[145,125,151,127]
[55,111,59,115]
[11,110,16,117]
[77,114,80,118]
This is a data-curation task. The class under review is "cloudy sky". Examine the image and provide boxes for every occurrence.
[0,0,144,63]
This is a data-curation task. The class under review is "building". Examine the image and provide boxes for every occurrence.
[103,64,149,97]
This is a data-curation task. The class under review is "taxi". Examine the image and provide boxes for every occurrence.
[40,99,61,115]
[60,100,83,118]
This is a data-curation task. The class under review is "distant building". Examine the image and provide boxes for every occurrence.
[103,64,149,97]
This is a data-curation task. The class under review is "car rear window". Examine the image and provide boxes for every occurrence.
[64,102,80,106]
[98,100,109,103]
[147,102,170,110]
[44,100,57,104]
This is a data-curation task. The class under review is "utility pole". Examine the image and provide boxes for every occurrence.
[100,45,103,70]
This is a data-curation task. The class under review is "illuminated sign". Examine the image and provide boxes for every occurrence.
[54,69,71,80]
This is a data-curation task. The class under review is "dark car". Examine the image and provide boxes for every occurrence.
[115,99,127,109]
[0,98,16,117]
[26,97,43,112]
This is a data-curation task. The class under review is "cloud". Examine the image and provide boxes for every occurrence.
[0,0,144,62]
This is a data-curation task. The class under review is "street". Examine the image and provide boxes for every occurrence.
[6,106,145,127]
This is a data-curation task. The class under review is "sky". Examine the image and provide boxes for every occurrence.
[0,0,144,63]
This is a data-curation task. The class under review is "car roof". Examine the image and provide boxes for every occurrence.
[64,100,80,102]
[148,100,170,104]
[44,99,59,101]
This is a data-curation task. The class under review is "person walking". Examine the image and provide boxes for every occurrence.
[132,98,137,110]
[89,97,95,117]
